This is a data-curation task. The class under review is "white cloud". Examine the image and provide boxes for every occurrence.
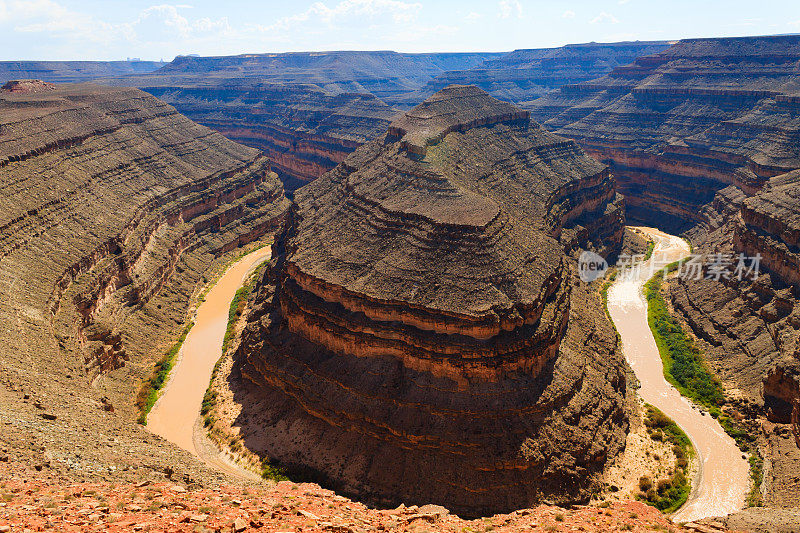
[590,12,620,24]
[465,11,482,22]
[619,0,631,4]
[562,10,575,19]
[136,5,231,39]
[787,19,800,27]
[0,0,456,59]
[497,0,522,19]
[262,0,423,32]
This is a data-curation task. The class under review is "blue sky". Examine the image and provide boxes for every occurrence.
[1,0,799,61]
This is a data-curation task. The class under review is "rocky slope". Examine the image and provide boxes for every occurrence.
[0,80,290,483]
[0,60,164,84]
[139,80,398,190]
[395,41,670,107]
[0,461,693,533]
[231,85,627,516]
[527,35,800,231]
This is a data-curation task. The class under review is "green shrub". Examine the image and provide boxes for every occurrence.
[639,406,693,513]
[136,323,194,424]
[644,273,724,408]
[644,240,656,260]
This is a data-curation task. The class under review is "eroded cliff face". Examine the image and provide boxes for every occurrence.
[660,176,800,504]
[0,81,289,476]
[233,86,627,516]
[107,42,669,190]
[394,41,669,108]
[527,35,800,232]
[139,81,398,190]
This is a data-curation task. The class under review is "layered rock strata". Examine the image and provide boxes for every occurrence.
[527,35,800,231]
[395,41,669,108]
[0,81,289,475]
[140,81,398,190]
[0,60,164,84]
[234,86,627,516]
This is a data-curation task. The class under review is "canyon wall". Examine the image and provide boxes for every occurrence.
[393,41,669,107]
[233,86,627,516]
[527,35,800,232]
[0,80,289,476]
[140,81,398,190]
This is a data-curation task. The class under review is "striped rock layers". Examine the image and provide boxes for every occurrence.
[234,86,627,515]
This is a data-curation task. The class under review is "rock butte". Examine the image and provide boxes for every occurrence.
[234,86,628,516]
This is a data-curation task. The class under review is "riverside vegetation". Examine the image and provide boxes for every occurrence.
[199,257,289,481]
[639,405,693,513]
[644,259,763,506]
[135,324,194,425]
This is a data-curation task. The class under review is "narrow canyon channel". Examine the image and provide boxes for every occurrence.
[146,246,272,462]
[606,227,750,522]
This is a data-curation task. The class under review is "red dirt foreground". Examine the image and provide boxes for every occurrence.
[0,463,691,533]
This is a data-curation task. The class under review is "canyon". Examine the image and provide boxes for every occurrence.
[3,30,800,532]
[230,85,628,516]
[0,80,290,483]
[0,44,670,191]
[524,33,800,512]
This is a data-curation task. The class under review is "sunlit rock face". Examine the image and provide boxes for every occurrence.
[235,86,627,516]
[0,81,289,380]
[394,41,669,108]
[527,35,800,232]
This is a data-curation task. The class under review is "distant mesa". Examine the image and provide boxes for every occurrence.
[233,85,628,516]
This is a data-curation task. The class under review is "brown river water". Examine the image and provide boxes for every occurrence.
[607,227,750,522]
[146,247,272,457]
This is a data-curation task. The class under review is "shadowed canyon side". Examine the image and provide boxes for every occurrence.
[0,80,290,477]
[231,85,628,516]
[527,35,800,233]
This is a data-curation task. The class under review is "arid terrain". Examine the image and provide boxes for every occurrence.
[3,28,800,533]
